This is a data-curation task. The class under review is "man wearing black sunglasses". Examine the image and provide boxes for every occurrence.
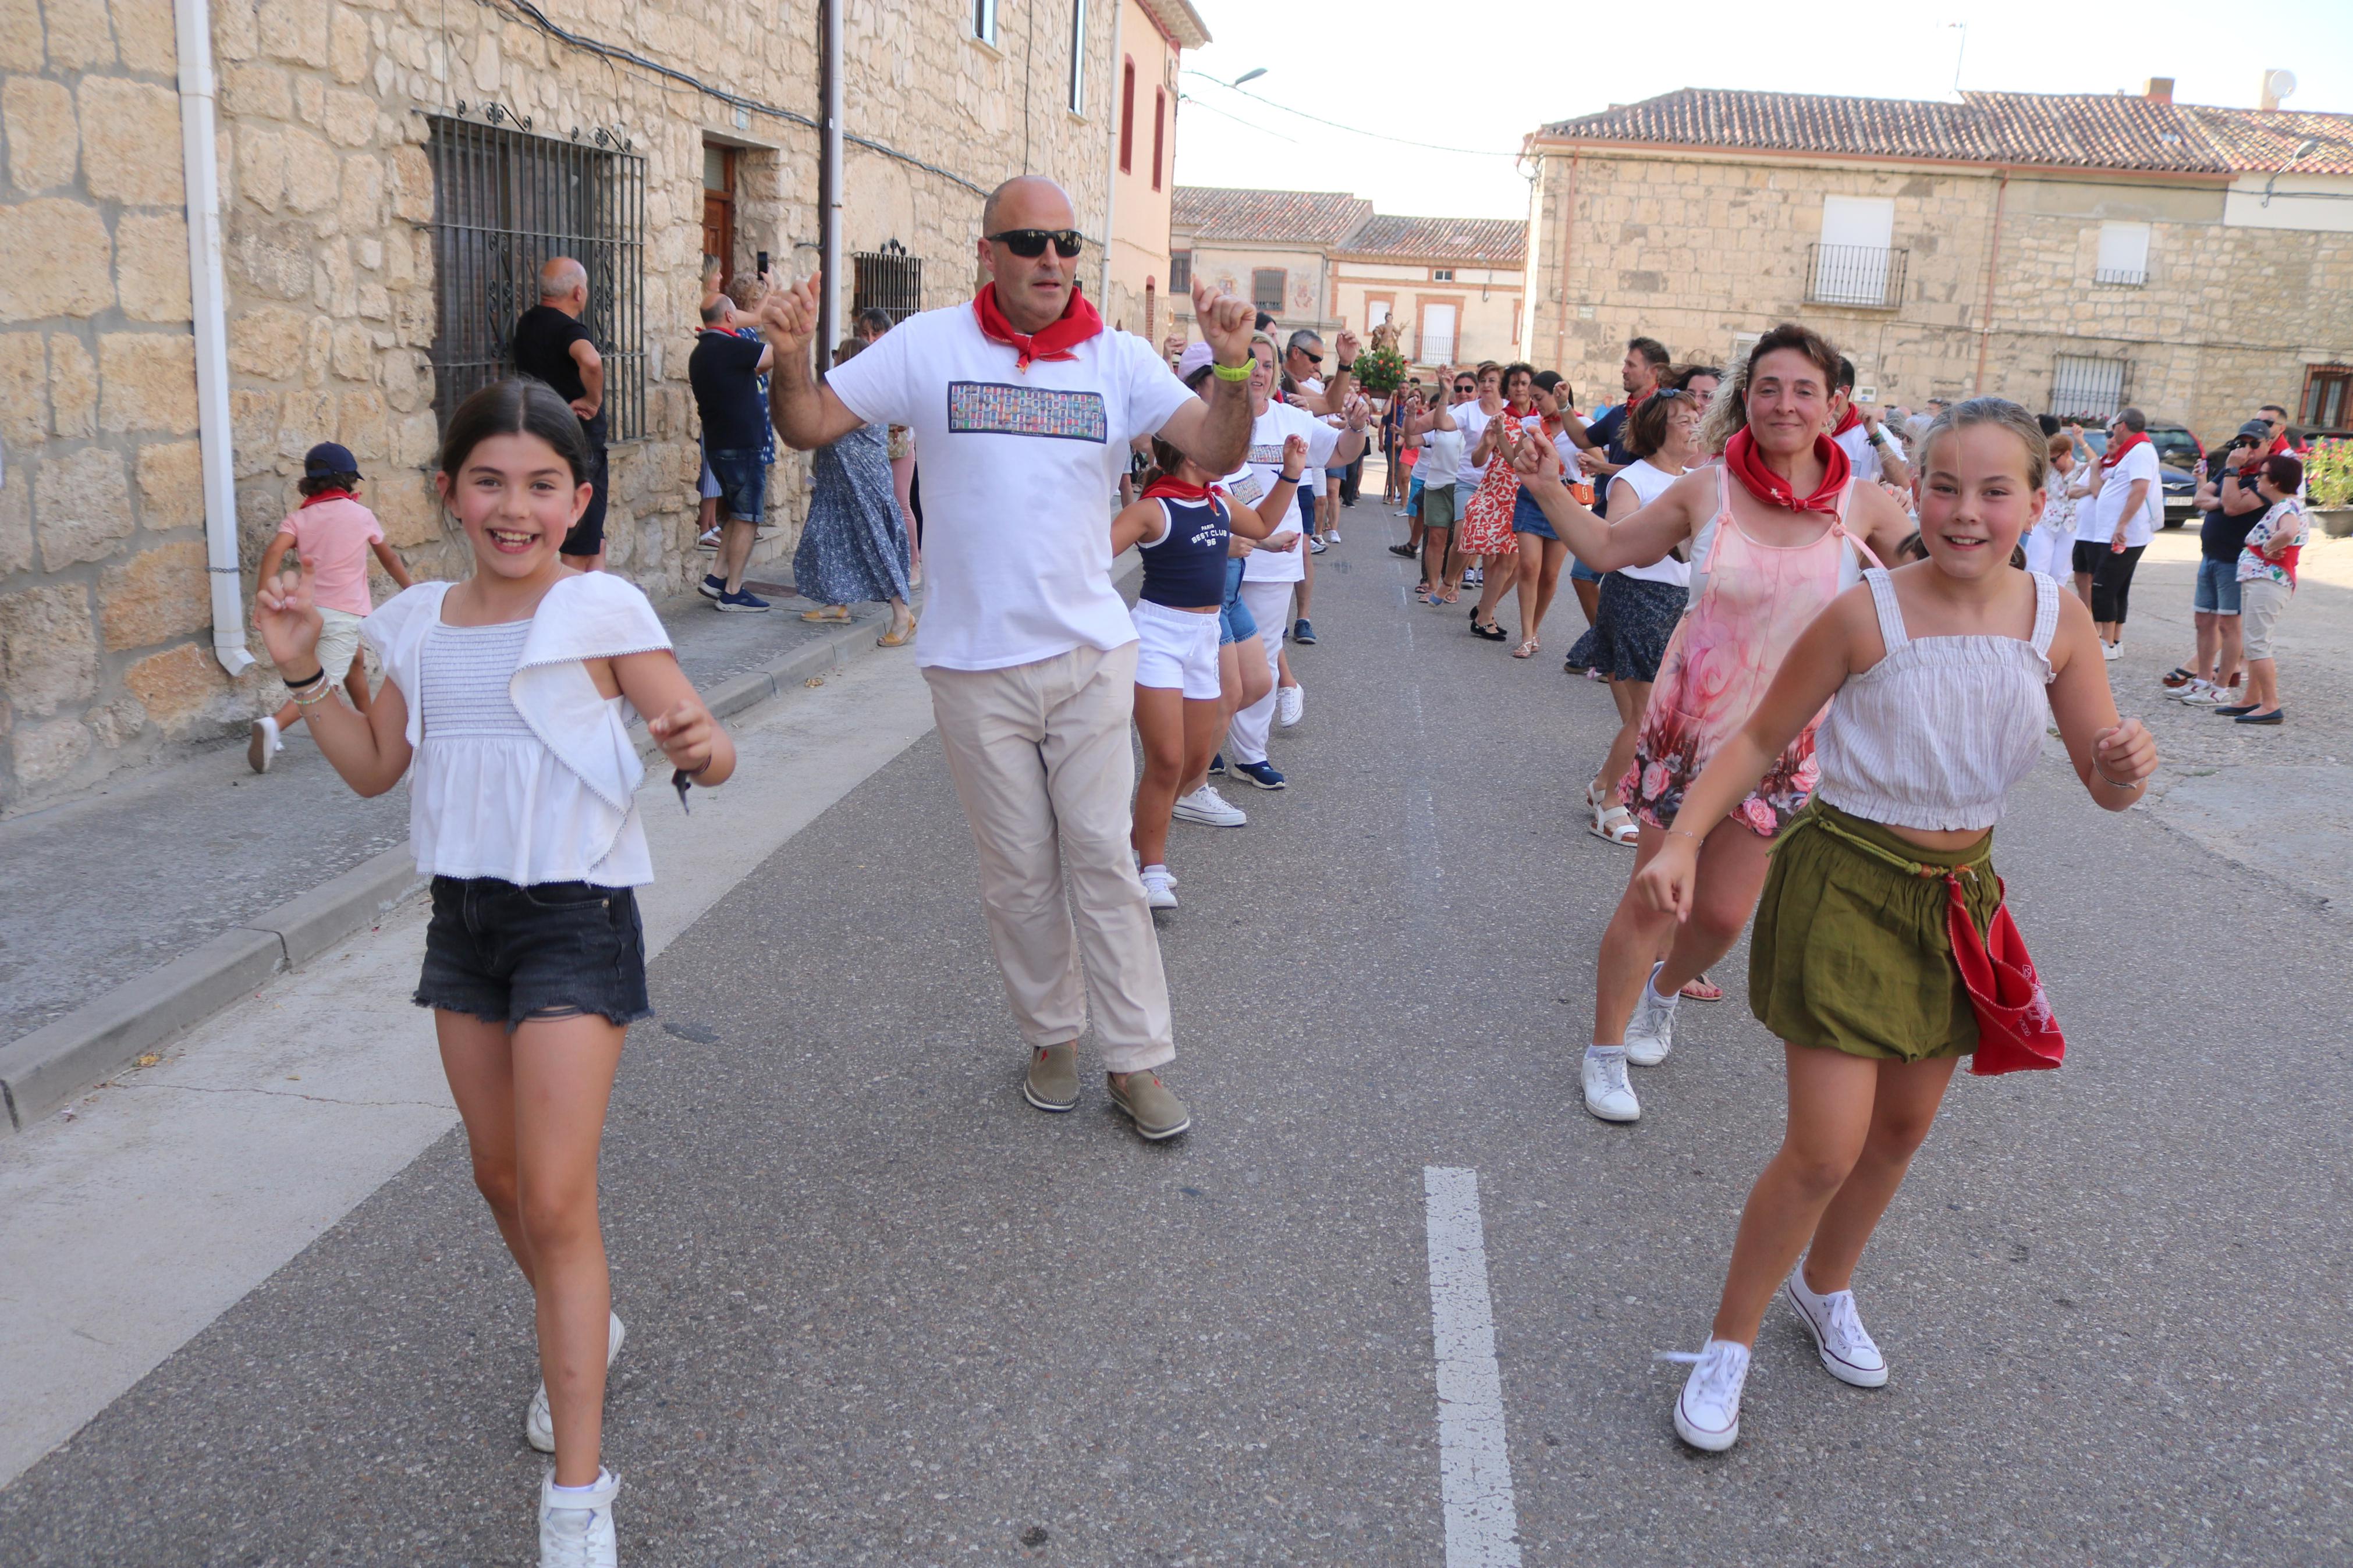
[760,175,1258,1144]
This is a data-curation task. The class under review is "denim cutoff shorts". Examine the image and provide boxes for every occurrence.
[414,876,652,1029]
[706,447,767,524]
[2194,556,2242,616]
[1511,487,1560,542]
[1218,557,1257,647]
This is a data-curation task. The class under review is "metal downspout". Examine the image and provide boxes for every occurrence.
[173,0,254,677]
[1972,165,2010,396]
[818,0,844,354]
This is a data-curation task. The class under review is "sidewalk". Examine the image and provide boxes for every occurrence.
[0,581,904,1069]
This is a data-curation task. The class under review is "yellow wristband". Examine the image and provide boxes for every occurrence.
[1211,361,1250,382]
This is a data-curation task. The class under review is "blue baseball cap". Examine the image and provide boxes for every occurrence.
[303,441,362,479]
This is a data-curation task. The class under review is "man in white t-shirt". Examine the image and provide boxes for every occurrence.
[2078,404,2164,657]
[1827,355,1912,490]
[761,176,1257,1142]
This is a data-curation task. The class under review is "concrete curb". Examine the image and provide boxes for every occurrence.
[0,603,908,1137]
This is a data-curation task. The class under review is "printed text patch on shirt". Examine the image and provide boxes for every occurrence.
[1246,442,1287,465]
[947,382,1108,443]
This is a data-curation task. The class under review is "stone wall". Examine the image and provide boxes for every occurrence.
[1523,149,2353,438]
[0,0,1119,813]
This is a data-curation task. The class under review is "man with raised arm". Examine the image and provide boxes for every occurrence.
[759,175,1255,1143]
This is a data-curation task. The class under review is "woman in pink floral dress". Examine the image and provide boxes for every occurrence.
[1507,324,1915,1125]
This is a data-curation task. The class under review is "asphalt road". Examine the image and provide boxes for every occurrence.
[3,515,2348,1566]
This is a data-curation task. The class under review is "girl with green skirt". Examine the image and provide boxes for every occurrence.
[1632,398,2159,1453]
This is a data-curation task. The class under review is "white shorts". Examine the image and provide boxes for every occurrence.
[315,606,365,679]
[1130,598,1222,699]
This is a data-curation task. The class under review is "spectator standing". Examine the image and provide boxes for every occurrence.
[791,336,915,644]
[2022,431,2079,580]
[760,176,1257,1142]
[2076,407,2163,657]
[2170,418,2272,704]
[1829,357,1913,491]
[687,294,775,611]
[856,307,924,588]
[247,443,414,773]
[510,257,609,570]
[2217,454,2306,726]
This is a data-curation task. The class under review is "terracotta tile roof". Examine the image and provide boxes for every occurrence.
[1172,187,1375,243]
[1337,215,1525,266]
[1536,87,2258,175]
[2184,106,2353,176]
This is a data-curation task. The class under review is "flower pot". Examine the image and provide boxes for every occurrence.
[2316,507,2353,539]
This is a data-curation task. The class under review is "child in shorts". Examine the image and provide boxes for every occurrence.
[249,442,413,773]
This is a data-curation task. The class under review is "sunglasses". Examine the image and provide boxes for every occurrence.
[986,228,1084,258]
[1454,382,1475,393]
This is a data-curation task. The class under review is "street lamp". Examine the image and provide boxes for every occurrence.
[1231,67,1266,87]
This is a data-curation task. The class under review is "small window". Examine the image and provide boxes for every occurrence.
[1251,269,1286,315]
[1432,268,1454,282]
[1168,250,1191,292]
[2051,354,2129,421]
[1151,88,1165,191]
[2301,364,2351,434]
[1119,59,1135,174]
[973,0,996,44]
[1066,0,1085,112]
[2095,221,2150,287]
[1365,297,1392,329]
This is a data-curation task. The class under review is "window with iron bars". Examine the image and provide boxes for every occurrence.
[852,241,924,326]
[427,116,646,440]
[2050,353,2129,422]
[1804,243,1908,309]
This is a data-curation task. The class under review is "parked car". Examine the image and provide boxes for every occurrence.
[2077,423,2203,527]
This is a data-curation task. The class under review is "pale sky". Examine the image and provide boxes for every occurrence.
[1172,0,2353,222]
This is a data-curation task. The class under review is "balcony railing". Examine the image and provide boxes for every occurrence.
[2093,266,2148,288]
[1804,243,1908,310]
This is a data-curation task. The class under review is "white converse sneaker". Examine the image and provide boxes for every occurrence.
[1785,1268,1889,1388]
[539,1468,620,1567]
[1665,1339,1750,1452]
[526,1312,625,1453]
[247,715,280,774]
[1624,961,1679,1066]
[1172,785,1247,827]
[1582,1047,1639,1122]
[1276,684,1304,728]
[1140,865,1177,910]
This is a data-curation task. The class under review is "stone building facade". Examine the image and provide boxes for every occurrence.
[1098,0,1205,346]
[0,0,1123,812]
[1521,87,2353,440]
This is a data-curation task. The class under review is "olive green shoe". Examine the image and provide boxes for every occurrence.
[1106,1071,1192,1140]
[1023,1043,1080,1112]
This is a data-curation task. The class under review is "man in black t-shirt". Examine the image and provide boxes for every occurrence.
[510,257,609,568]
[687,295,775,611]
[2174,418,2273,703]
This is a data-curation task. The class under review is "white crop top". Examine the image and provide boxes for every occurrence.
[1812,568,2061,832]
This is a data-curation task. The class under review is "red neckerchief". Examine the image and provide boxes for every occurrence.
[973,283,1103,371]
[1139,477,1227,507]
[2100,429,2150,469]
[300,488,355,508]
[1724,428,1851,515]
[1830,406,1863,438]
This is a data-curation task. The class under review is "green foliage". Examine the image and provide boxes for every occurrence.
[2304,437,2353,509]
[1352,343,1410,397]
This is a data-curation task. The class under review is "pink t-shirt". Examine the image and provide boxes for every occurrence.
[278,494,384,617]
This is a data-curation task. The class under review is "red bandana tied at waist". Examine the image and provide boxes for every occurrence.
[1723,428,1851,515]
[2100,429,2150,469]
[973,283,1103,371]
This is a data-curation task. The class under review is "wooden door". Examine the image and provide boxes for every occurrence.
[701,145,737,292]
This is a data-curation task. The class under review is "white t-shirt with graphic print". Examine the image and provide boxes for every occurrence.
[1238,400,1338,584]
[825,303,1195,670]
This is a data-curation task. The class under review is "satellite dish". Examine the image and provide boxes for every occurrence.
[2266,69,2297,103]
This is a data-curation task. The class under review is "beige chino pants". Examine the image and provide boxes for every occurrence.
[922,641,1176,1075]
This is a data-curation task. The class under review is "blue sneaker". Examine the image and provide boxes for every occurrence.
[697,573,726,600]
[1231,759,1287,791]
[1208,752,1226,776]
[1293,618,1316,645]
[714,587,771,613]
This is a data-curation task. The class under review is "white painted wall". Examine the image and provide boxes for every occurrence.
[2222,175,2353,233]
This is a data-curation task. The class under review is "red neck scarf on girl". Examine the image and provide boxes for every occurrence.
[973,283,1103,371]
[1723,427,1851,515]
[1830,406,1862,438]
[2100,429,2150,469]
[1138,477,1226,506]
[300,488,355,508]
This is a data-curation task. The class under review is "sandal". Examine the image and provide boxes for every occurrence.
[1591,803,1640,845]
[1512,639,1540,659]
[1680,975,1724,1002]
[1438,587,1460,605]
[800,605,851,623]
[877,618,917,648]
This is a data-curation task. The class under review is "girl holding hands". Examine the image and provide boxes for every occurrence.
[1631,397,2156,1452]
[254,379,734,1567]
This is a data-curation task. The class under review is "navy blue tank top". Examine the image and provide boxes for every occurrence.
[1139,494,1231,610]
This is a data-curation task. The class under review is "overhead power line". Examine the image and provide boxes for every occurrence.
[1181,72,1520,158]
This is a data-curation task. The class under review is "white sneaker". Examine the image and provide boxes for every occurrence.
[527,1312,625,1453]
[1624,961,1678,1066]
[247,715,281,774]
[1328,529,1341,544]
[1276,684,1304,727]
[1172,785,1247,827]
[1785,1268,1889,1388]
[2181,682,2234,706]
[2101,641,2122,662]
[1582,1047,1639,1122]
[1140,865,1177,910]
[539,1468,620,1567]
[1666,1339,1750,1452]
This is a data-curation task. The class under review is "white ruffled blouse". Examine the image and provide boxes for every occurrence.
[362,574,673,887]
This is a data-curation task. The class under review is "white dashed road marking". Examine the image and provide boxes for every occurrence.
[1422,1165,1522,1567]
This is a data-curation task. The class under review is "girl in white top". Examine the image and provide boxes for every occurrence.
[2022,429,2078,580]
[253,380,736,1568]
[1632,397,2156,1455]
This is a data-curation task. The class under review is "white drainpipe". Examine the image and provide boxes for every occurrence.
[172,0,253,677]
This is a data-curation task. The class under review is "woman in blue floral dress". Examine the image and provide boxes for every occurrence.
[792,336,914,644]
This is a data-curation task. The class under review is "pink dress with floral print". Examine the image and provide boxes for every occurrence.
[1624,467,1877,837]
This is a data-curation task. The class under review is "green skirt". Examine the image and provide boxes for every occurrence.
[1749,799,2003,1062]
